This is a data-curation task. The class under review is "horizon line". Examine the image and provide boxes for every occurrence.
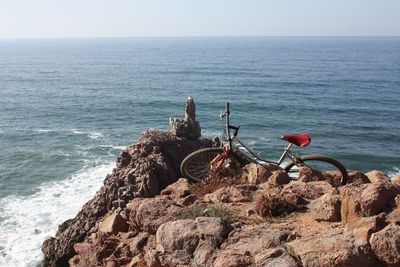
[1,35,400,41]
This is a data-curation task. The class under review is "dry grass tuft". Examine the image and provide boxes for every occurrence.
[254,192,304,217]
[178,204,238,222]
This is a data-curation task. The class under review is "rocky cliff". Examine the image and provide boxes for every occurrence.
[41,99,400,267]
[41,128,400,266]
[42,129,212,266]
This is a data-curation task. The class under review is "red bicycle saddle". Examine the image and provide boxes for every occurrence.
[281,133,311,147]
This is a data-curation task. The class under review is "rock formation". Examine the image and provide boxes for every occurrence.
[42,129,211,266]
[41,98,400,267]
[169,96,201,140]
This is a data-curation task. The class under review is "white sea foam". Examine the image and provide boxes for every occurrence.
[32,129,56,133]
[0,162,114,267]
[201,129,223,138]
[87,132,104,140]
[388,167,400,179]
[98,144,127,151]
[70,129,84,135]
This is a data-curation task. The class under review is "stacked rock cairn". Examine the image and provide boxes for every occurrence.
[169,96,201,140]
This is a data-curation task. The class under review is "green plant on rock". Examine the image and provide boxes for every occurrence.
[178,204,238,222]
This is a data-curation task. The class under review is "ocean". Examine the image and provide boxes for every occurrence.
[0,37,399,266]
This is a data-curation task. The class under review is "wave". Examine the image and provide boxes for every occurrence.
[30,128,105,140]
[388,167,400,179]
[0,162,114,267]
[87,132,104,140]
[201,129,223,138]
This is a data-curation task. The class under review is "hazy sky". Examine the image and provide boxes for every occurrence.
[0,0,399,39]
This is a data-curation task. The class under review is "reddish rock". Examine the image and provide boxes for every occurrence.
[392,175,400,187]
[360,181,398,216]
[281,180,333,200]
[287,229,380,267]
[156,219,199,253]
[254,247,297,267]
[215,224,294,266]
[156,217,231,254]
[73,243,92,255]
[370,224,400,266]
[366,170,390,183]
[298,166,324,182]
[340,183,368,224]
[267,170,291,187]
[130,196,184,234]
[213,250,253,267]
[129,232,149,256]
[42,130,212,266]
[310,192,341,222]
[98,213,128,234]
[347,171,371,184]
[203,186,252,203]
[144,249,162,267]
[160,178,191,199]
[242,163,281,184]
[350,214,387,245]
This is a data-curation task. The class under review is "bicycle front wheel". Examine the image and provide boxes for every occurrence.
[284,154,348,185]
[180,147,223,182]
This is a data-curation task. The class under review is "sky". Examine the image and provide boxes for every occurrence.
[0,0,399,39]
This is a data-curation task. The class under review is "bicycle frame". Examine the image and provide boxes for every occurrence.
[220,102,300,168]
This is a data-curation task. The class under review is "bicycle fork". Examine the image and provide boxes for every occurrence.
[210,145,230,173]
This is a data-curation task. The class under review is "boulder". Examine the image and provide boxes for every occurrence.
[98,213,128,234]
[160,178,191,199]
[360,182,398,216]
[349,214,387,245]
[130,196,184,234]
[370,224,400,266]
[156,217,232,254]
[254,247,297,267]
[144,249,162,267]
[287,229,380,267]
[281,181,333,200]
[347,171,371,184]
[129,232,149,256]
[215,224,294,266]
[242,163,281,184]
[392,175,400,187]
[267,170,291,187]
[340,183,368,224]
[365,170,390,183]
[156,219,199,253]
[298,167,325,182]
[213,250,254,267]
[203,186,252,203]
[310,191,341,222]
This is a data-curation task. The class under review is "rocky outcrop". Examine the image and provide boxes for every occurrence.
[50,163,400,267]
[169,96,201,140]
[42,130,211,266]
[41,120,400,267]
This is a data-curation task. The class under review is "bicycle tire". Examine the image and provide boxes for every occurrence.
[283,154,348,185]
[180,147,224,182]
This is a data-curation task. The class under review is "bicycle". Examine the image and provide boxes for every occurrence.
[180,103,348,185]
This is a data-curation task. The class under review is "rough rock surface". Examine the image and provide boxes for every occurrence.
[287,229,381,266]
[370,223,400,266]
[41,129,400,267]
[310,191,341,222]
[42,130,211,266]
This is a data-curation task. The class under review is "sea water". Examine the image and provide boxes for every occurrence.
[0,37,399,266]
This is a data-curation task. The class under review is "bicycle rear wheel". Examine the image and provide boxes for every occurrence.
[180,147,224,182]
[284,154,348,185]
